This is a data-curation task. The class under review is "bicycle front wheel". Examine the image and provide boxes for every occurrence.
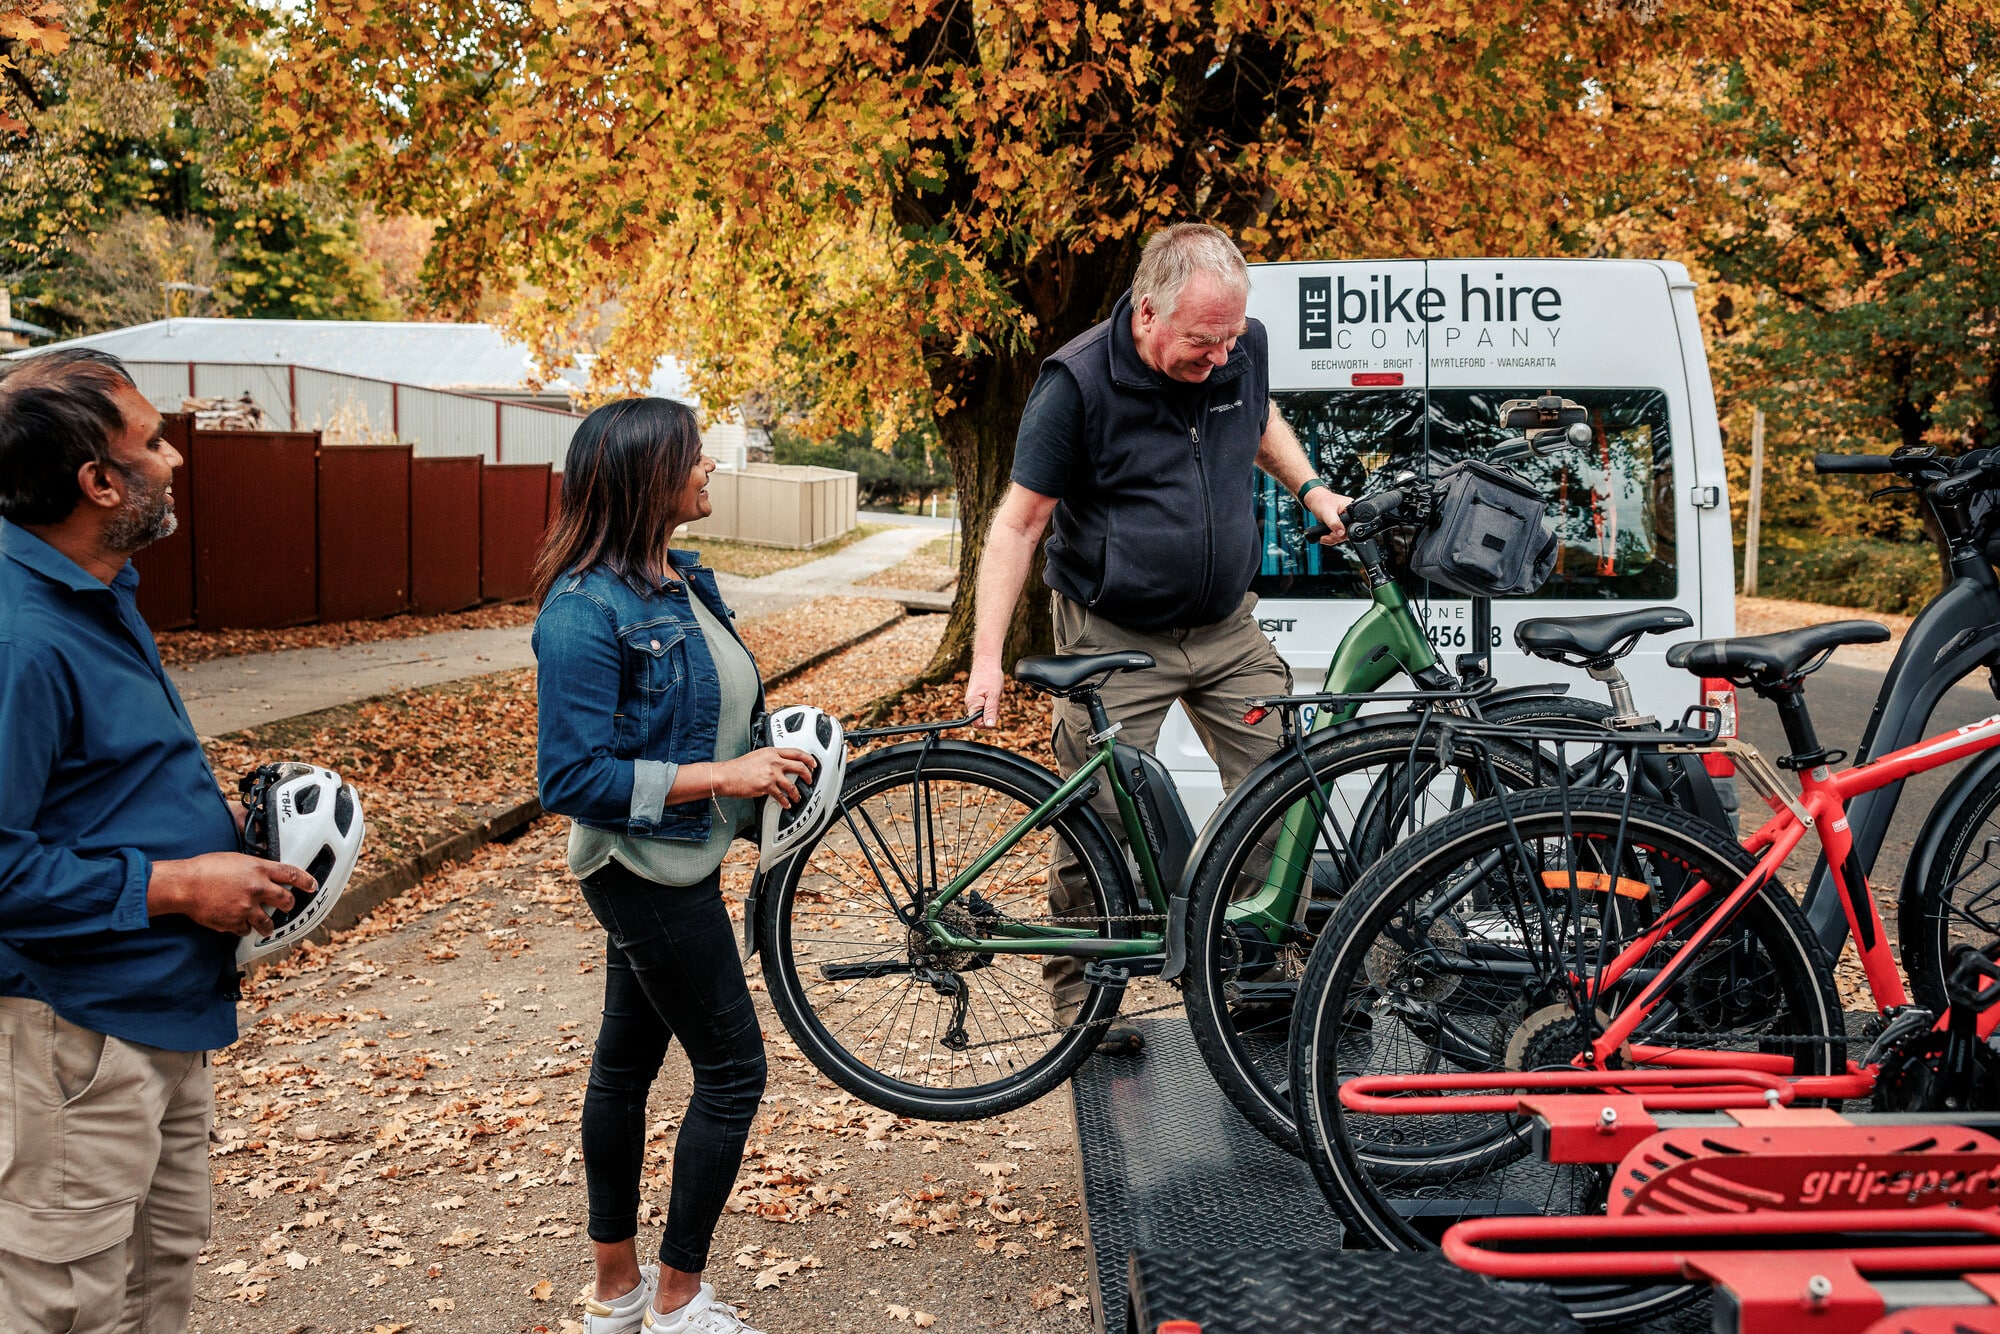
[1292,789,1841,1327]
[1182,719,1553,1156]
[760,742,1136,1120]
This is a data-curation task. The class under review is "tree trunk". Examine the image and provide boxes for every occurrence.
[921,351,1047,682]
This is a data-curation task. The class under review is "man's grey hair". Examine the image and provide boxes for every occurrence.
[1130,224,1251,319]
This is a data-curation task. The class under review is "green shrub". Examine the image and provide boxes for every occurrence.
[1743,536,1942,615]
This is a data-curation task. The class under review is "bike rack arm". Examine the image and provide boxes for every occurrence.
[1338,1067,1795,1115]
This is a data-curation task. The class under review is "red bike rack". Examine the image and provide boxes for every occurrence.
[1444,1210,2000,1334]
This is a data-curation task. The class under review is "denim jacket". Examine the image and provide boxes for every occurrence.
[533,552,765,842]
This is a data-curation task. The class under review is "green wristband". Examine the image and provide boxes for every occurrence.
[1297,477,1330,504]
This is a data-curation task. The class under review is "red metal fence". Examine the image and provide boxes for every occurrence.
[412,456,484,614]
[132,416,556,632]
[318,445,411,623]
[480,464,551,603]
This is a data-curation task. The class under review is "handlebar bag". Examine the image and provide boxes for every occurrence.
[1410,460,1557,598]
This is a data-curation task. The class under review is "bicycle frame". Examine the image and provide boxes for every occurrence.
[1578,712,2000,1093]
[910,564,1450,962]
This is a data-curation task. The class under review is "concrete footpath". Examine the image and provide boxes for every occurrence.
[176,521,947,736]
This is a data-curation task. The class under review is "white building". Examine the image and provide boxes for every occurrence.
[5,319,750,470]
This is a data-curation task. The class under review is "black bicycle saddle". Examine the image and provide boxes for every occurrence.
[1515,606,1693,667]
[1665,620,1890,686]
[1013,652,1155,696]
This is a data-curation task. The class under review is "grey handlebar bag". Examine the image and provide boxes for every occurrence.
[1410,460,1558,598]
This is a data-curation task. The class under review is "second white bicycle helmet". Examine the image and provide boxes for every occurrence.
[235,762,367,966]
[757,706,847,871]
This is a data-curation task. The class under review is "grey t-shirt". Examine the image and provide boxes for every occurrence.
[567,591,759,887]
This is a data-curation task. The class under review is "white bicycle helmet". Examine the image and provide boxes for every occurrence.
[235,762,367,966]
[757,706,847,872]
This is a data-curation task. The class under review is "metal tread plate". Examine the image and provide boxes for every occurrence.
[1127,1247,1583,1334]
[1069,1015,1344,1332]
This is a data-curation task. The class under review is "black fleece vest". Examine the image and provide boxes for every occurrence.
[1041,289,1269,631]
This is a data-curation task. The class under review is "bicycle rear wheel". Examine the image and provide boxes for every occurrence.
[1902,762,2000,1013]
[1291,788,1841,1327]
[1182,718,1554,1155]
[760,742,1135,1120]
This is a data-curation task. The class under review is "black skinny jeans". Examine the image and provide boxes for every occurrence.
[579,861,768,1273]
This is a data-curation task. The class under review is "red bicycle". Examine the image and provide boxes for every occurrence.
[1287,614,2000,1325]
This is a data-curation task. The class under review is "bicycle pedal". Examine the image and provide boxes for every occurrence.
[1085,954,1166,984]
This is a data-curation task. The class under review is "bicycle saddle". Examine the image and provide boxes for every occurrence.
[1515,606,1692,667]
[1665,620,1890,686]
[1013,651,1155,696]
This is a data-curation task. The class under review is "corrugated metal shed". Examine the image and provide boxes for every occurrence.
[7,319,695,401]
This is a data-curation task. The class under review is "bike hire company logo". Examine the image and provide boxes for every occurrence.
[1298,272,1564,351]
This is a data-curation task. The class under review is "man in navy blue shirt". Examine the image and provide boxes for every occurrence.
[0,350,315,1333]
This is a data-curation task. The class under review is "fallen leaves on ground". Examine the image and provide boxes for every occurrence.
[861,673,1055,768]
[737,598,905,682]
[771,615,947,722]
[158,603,539,668]
[197,816,1092,1332]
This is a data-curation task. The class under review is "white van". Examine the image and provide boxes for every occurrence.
[1160,257,1738,822]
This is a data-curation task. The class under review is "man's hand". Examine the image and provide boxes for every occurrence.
[1303,485,1353,545]
[965,654,1006,728]
[148,853,315,937]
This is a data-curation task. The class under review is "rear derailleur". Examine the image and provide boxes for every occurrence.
[1871,943,2000,1113]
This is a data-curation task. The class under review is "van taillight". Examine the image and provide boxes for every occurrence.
[1702,676,1737,777]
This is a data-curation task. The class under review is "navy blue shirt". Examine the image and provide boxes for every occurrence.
[0,520,240,1051]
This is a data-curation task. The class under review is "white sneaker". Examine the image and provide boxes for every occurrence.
[642,1283,767,1333]
[583,1264,660,1334]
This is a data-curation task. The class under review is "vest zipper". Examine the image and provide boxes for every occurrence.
[1190,417,1214,615]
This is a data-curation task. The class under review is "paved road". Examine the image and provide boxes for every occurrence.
[1736,661,1998,933]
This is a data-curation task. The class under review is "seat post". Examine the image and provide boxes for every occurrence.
[1768,682,1830,770]
[1079,688,1116,741]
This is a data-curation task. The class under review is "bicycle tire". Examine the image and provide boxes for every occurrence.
[1291,788,1841,1328]
[1182,714,1561,1156]
[1901,762,2000,1013]
[760,742,1136,1120]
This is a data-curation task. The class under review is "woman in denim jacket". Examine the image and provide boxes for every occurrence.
[532,398,815,1334]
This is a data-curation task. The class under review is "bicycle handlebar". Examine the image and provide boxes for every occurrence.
[1303,486,1411,545]
[1814,453,1898,475]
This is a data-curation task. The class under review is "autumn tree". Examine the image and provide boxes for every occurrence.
[110,0,1969,670]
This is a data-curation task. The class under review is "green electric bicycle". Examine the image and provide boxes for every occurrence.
[745,428,1724,1123]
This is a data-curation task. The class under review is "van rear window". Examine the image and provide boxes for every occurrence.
[1254,388,1676,600]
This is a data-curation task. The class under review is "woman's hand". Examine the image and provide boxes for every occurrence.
[711,748,818,808]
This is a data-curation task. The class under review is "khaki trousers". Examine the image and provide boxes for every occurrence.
[0,998,213,1334]
[1047,592,1292,1015]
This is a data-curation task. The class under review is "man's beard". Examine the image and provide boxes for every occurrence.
[102,467,178,552]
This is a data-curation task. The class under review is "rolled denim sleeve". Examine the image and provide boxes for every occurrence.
[533,592,640,824]
[0,644,157,938]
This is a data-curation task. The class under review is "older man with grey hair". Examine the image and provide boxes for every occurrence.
[963,222,1351,1051]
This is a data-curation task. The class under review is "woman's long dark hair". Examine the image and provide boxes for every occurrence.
[532,397,705,603]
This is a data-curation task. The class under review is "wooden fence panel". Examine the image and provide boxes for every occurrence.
[481,463,551,603]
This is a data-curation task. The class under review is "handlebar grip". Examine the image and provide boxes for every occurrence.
[1345,488,1404,528]
[1814,453,1897,475]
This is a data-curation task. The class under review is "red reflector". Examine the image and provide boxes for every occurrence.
[1703,753,1737,778]
[1352,372,1404,386]
[1243,706,1270,726]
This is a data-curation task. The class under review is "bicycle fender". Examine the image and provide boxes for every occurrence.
[1481,682,1573,707]
[741,867,768,960]
[1899,740,2000,924]
[1161,712,1432,982]
[750,738,1138,963]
